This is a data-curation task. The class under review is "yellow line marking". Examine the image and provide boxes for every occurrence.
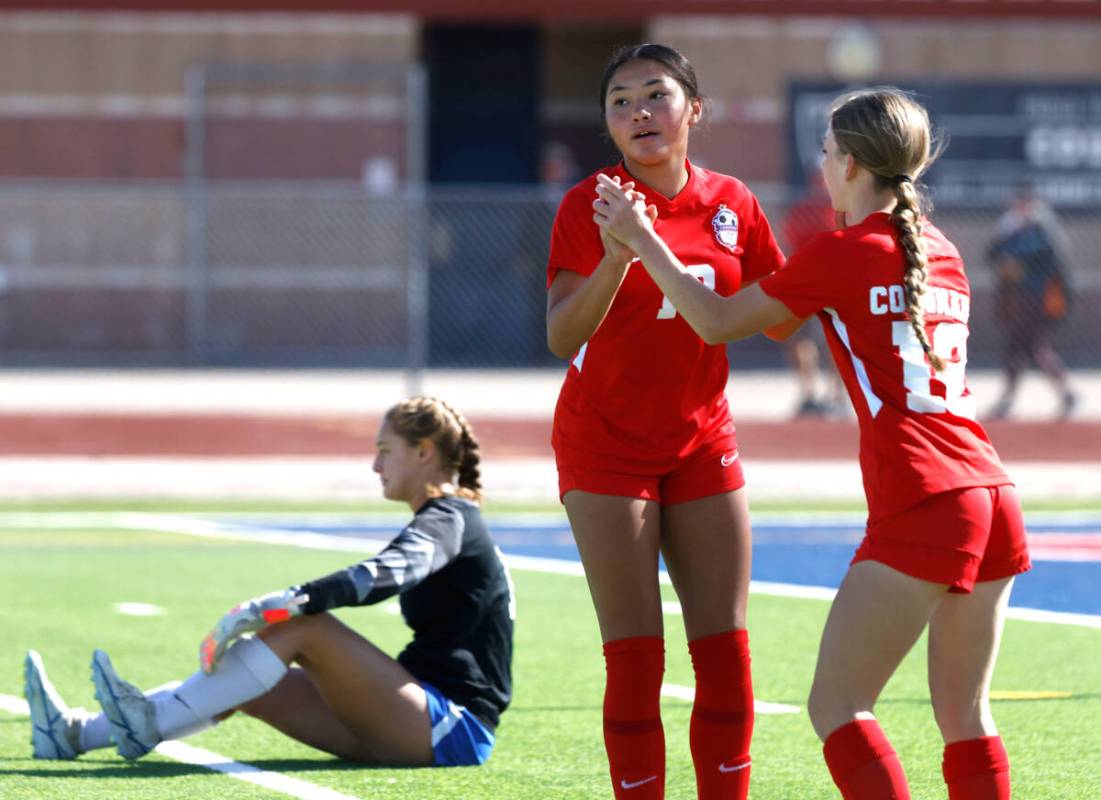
[989,690,1072,701]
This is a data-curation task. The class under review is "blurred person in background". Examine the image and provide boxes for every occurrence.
[542,139,582,190]
[546,43,786,800]
[986,182,1077,420]
[25,397,513,770]
[781,171,846,418]
[595,86,1028,800]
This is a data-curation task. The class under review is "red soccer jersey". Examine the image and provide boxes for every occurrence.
[547,161,784,471]
[760,212,1010,521]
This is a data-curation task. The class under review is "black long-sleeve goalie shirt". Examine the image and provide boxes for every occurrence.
[296,496,514,730]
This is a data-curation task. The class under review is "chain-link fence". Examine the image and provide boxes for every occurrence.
[0,181,1096,370]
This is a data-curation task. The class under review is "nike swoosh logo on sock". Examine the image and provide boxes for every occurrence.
[719,759,751,773]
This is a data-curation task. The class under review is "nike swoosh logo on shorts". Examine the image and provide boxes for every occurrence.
[720,451,739,467]
[719,759,751,773]
[620,775,658,790]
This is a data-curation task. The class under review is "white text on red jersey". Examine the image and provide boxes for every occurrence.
[868,285,970,322]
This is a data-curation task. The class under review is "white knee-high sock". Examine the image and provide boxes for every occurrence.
[71,685,193,753]
[72,708,112,753]
[153,637,288,741]
[70,638,287,751]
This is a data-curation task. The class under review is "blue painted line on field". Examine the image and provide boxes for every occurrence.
[209,516,1101,617]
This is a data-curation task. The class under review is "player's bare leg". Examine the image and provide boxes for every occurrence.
[928,577,1015,798]
[662,488,754,798]
[927,576,1014,742]
[808,561,944,740]
[990,355,1025,419]
[563,491,664,642]
[251,613,433,765]
[791,337,825,416]
[564,490,666,798]
[1032,341,1076,417]
[810,562,944,797]
[660,488,750,638]
[235,667,366,758]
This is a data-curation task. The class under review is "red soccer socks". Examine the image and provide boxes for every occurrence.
[603,636,666,799]
[823,718,911,799]
[688,629,754,800]
[943,736,1011,799]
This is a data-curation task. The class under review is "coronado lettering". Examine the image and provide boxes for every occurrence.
[869,284,970,322]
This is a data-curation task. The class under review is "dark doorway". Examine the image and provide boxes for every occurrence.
[423,25,540,184]
[422,25,544,366]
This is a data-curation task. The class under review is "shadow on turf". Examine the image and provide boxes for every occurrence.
[0,760,209,779]
[0,757,441,776]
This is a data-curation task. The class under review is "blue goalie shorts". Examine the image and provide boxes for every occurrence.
[421,681,495,766]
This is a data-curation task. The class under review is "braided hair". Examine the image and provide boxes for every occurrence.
[830,88,946,371]
[384,396,483,502]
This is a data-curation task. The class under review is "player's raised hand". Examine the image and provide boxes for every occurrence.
[593,176,642,266]
[199,589,308,673]
[593,173,658,251]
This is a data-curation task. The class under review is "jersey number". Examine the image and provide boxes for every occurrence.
[656,264,715,319]
[891,320,974,419]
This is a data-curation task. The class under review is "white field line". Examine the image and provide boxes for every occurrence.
[0,694,29,715]
[154,741,363,800]
[3,509,1100,536]
[1026,548,1101,563]
[1003,607,1101,629]
[660,684,800,715]
[4,508,1098,529]
[0,694,362,800]
[4,512,1101,629]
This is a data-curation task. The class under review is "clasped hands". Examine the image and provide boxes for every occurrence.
[199,588,308,673]
[592,173,659,253]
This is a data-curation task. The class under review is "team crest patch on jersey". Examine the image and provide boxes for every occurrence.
[712,204,739,251]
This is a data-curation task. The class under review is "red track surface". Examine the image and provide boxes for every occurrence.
[0,414,1096,462]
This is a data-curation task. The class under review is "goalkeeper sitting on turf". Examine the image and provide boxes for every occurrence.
[24,396,514,768]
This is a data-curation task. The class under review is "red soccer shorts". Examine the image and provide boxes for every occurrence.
[556,432,745,505]
[853,484,1032,593]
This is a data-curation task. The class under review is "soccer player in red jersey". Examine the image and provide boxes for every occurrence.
[594,87,1029,800]
[546,44,784,800]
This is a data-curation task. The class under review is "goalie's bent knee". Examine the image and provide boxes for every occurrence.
[222,637,289,692]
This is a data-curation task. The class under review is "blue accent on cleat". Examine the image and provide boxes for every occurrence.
[24,650,78,760]
[90,649,160,760]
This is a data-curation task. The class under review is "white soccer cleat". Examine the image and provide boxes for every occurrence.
[90,649,160,760]
[24,650,78,760]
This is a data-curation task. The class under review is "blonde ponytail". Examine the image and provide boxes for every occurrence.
[384,396,484,503]
[893,177,945,371]
[829,87,947,372]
